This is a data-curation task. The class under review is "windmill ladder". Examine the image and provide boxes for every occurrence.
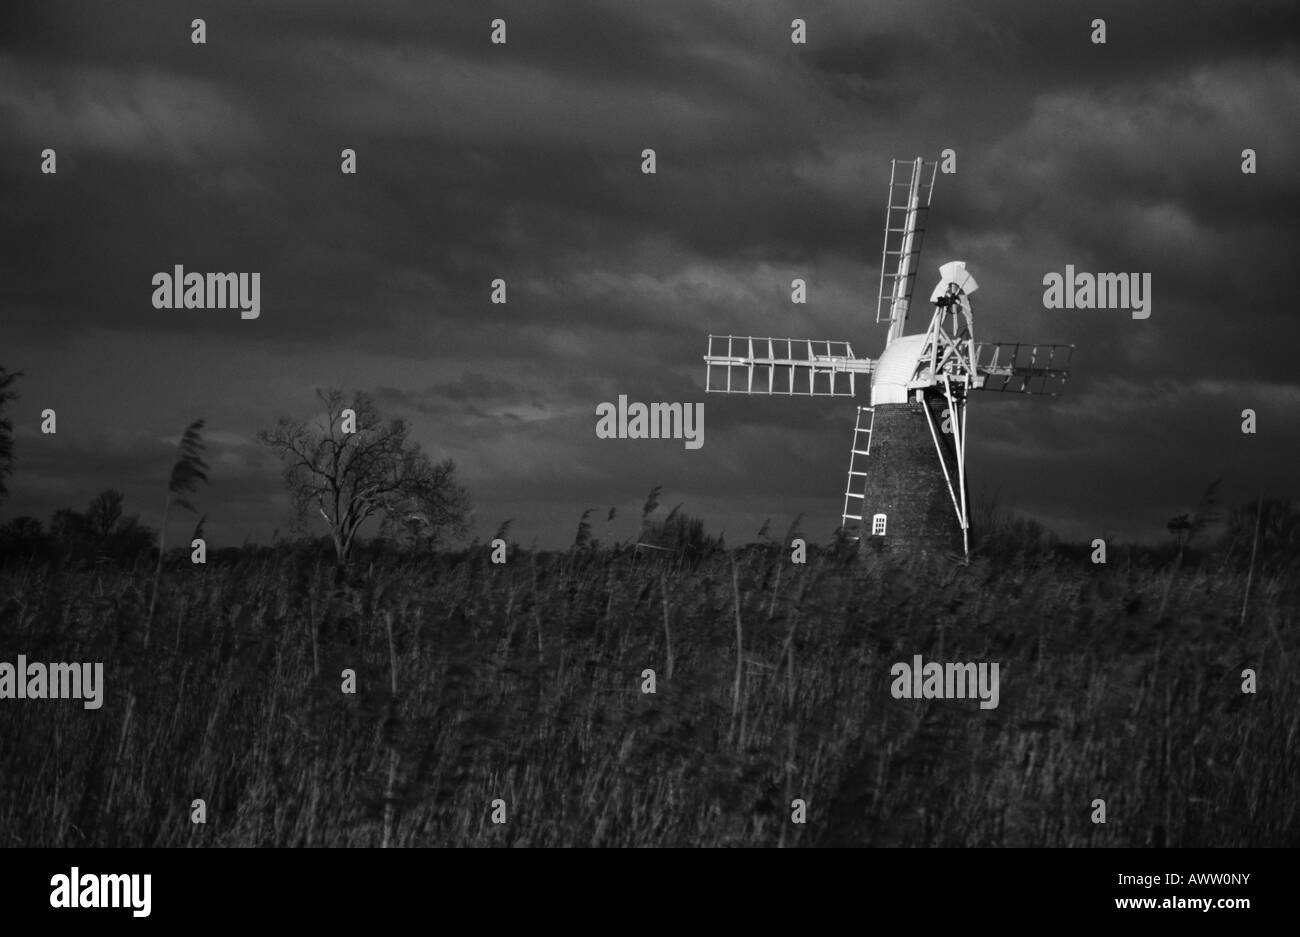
[841,406,875,540]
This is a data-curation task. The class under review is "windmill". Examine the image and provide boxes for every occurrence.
[702,157,1073,561]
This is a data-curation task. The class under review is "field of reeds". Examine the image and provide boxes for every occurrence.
[0,539,1295,847]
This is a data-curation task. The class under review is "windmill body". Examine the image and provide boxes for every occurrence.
[702,157,1073,560]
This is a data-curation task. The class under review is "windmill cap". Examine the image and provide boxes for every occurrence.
[929,261,978,302]
[870,333,928,405]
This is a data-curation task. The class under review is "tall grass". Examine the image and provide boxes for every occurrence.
[0,538,1295,847]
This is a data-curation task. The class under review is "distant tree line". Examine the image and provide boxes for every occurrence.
[0,489,155,562]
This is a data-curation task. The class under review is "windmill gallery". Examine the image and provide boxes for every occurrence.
[702,157,1074,561]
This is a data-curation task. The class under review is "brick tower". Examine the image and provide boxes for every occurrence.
[858,396,965,556]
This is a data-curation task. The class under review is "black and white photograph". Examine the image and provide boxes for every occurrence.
[1,0,1295,920]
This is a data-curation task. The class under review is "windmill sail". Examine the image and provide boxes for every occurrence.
[974,342,1074,395]
[704,334,875,396]
[876,158,938,344]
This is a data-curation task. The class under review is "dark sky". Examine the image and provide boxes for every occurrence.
[2,0,1298,549]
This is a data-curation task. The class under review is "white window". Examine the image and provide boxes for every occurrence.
[872,513,887,536]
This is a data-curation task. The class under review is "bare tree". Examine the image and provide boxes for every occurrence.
[258,388,471,565]
[58,489,155,559]
[86,489,126,541]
